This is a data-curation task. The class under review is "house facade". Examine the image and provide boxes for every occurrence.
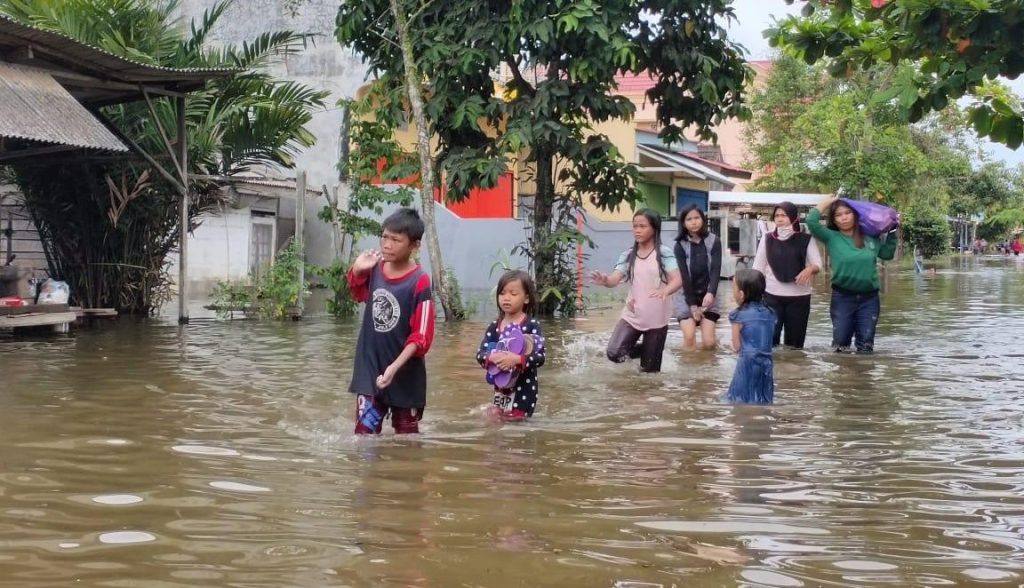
[373,63,778,223]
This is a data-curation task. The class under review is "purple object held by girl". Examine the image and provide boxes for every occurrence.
[486,323,527,389]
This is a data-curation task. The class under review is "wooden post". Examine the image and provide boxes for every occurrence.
[5,211,12,265]
[177,96,190,324]
[295,170,306,317]
[338,184,351,261]
[575,211,583,311]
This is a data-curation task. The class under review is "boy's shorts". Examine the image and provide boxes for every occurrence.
[355,394,423,435]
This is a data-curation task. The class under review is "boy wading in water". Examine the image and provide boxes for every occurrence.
[347,208,435,434]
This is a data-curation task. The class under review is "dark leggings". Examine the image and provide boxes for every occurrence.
[606,320,669,373]
[764,293,811,349]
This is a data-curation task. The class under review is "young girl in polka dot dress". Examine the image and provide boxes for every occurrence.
[476,270,546,421]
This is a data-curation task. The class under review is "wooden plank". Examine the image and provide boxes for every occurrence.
[9,239,44,253]
[0,311,76,328]
[0,303,69,317]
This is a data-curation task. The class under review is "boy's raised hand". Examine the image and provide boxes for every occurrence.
[353,249,382,273]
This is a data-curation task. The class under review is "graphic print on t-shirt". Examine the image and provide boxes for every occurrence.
[372,288,401,332]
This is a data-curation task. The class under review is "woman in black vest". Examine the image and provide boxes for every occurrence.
[751,201,822,349]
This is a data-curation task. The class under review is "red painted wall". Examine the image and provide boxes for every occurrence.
[373,158,515,219]
[436,172,515,219]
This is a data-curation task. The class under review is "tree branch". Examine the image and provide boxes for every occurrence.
[505,57,536,97]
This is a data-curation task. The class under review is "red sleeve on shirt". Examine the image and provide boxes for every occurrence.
[346,265,372,303]
[406,273,434,357]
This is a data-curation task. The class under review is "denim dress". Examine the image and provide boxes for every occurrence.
[726,302,775,404]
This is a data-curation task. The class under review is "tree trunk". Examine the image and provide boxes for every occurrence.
[533,148,558,316]
[389,0,461,320]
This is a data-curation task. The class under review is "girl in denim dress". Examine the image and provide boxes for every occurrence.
[726,269,775,404]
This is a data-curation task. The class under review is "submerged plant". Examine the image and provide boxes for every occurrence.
[210,239,306,319]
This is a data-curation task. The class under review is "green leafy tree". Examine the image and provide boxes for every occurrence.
[337,0,751,315]
[747,54,1024,257]
[313,95,416,317]
[1,0,327,313]
[770,0,1024,148]
[748,56,931,206]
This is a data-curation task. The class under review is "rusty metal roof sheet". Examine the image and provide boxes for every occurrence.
[0,13,235,94]
[0,61,127,151]
[231,177,324,195]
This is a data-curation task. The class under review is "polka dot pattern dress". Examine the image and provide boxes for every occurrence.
[476,317,546,417]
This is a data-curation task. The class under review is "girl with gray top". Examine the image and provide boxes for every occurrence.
[674,205,722,350]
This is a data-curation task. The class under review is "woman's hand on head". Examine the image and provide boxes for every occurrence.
[817,194,837,213]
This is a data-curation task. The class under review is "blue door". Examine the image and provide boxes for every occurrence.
[675,188,709,216]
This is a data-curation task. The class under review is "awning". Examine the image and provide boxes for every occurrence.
[637,144,735,186]
[709,191,828,207]
[0,60,127,152]
[0,13,235,105]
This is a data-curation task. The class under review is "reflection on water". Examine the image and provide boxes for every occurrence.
[1,256,1023,586]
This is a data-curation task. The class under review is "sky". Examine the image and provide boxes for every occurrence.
[726,0,1024,167]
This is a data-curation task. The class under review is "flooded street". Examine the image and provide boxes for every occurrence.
[1,257,1023,587]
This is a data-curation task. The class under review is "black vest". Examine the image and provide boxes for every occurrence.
[765,232,811,283]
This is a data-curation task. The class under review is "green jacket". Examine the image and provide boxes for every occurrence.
[806,208,897,293]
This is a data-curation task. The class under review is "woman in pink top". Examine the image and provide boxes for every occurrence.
[591,209,682,372]
[751,201,822,349]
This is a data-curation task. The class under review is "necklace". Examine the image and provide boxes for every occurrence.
[635,248,654,260]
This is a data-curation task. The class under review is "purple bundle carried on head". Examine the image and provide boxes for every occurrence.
[841,198,900,237]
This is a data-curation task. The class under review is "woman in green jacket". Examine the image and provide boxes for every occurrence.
[806,195,898,353]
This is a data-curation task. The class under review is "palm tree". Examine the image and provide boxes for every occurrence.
[1,0,328,313]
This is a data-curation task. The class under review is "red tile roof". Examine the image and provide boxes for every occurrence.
[614,60,774,94]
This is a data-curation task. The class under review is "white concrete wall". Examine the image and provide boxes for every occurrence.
[187,206,252,284]
[174,0,370,284]
[174,0,368,190]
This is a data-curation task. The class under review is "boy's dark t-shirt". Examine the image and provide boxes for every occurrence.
[347,262,434,408]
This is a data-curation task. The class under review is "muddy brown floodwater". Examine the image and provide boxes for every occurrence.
[1,256,1023,587]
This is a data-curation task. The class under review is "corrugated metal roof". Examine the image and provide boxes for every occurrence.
[231,177,324,195]
[0,13,235,88]
[0,61,127,151]
[709,191,828,207]
[637,144,735,186]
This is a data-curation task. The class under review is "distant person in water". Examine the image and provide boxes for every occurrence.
[806,195,898,353]
[674,205,723,350]
[752,201,822,349]
[476,270,546,421]
[725,269,775,405]
[592,209,682,373]
[1013,236,1023,256]
[347,208,434,435]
